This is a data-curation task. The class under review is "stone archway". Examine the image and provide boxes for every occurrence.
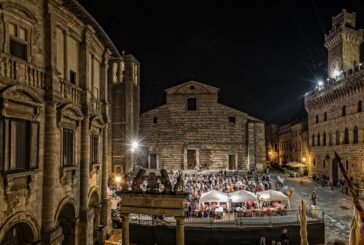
[88,190,100,243]
[58,203,76,245]
[1,222,35,245]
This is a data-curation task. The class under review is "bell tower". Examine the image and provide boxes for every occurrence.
[325,9,363,78]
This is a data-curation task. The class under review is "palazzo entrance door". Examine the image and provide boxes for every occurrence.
[187,150,196,169]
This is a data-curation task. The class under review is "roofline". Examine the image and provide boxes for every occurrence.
[164,80,220,93]
[63,0,121,59]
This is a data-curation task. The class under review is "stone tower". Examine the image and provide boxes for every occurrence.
[110,54,140,174]
[325,9,363,78]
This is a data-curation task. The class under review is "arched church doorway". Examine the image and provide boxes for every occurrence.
[1,222,35,245]
[88,191,100,243]
[332,159,339,186]
[58,203,76,245]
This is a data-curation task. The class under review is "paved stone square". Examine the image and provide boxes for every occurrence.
[275,172,360,244]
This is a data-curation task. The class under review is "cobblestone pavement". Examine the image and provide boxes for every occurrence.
[271,171,360,244]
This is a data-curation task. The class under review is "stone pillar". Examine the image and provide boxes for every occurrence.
[41,103,58,234]
[79,113,90,245]
[100,124,109,227]
[175,216,185,245]
[63,29,68,80]
[121,213,130,245]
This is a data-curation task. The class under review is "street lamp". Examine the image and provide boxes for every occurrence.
[131,141,139,150]
[115,176,122,183]
[302,157,306,163]
[130,139,140,171]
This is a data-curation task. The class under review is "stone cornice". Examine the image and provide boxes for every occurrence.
[305,70,364,110]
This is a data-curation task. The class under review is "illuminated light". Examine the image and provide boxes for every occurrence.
[333,70,340,77]
[302,157,306,162]
[115,176,121,183]
[131,141,138,149]
[131,148,135,153]
[317,80,323,87]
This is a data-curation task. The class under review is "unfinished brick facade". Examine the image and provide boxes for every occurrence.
[305,9,364,186]
[140,81,266,172]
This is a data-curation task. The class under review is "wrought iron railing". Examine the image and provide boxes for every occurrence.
[128,209,324,228]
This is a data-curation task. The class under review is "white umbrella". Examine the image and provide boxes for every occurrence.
[229,190,257,202]
[199,190,229,203]
[256,190,290,209]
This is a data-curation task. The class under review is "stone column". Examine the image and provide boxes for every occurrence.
[100,124,109,226]
[42,102,57,230]
[79,113,90,245]
[121,213,130,245]
[175,216,185,245]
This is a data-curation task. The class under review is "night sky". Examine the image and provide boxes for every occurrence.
[78,0,364,124]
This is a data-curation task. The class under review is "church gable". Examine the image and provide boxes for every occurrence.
[165,81,219,95]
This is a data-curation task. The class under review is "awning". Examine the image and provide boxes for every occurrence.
[199,190,229,203]
[229,190,257,202]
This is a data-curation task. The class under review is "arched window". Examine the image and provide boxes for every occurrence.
[358,101,362,113]
[312,134,315,146]
[323,132,326,145]
[317,133,321,146]
[336,131,340,145]
[344,127,349,144]
[316,115,319,123]
[324,112,327,121]
[323,159,326,168]
[342,105,346,117]
[329,131,333,145]
[354,126,359,144]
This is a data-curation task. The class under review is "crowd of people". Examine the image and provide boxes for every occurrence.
[167,170,273,217]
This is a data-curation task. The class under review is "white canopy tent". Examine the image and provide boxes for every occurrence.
[229,190,257,203]
[199,190,230,203]
[256,190,290,209]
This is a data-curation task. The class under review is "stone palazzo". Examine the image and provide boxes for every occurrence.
[0,0,138,244]
[305,9,364,187]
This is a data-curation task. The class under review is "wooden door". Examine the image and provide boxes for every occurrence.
[187,150,196,169]
[228,155,236,170]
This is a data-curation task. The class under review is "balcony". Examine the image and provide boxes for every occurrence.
[0,54,45,89]
[59,78,82,104]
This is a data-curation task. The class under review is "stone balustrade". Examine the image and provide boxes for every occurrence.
[0,54,45,89]
[59,78,82,104]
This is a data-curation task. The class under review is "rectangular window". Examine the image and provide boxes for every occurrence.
[150,154,157,169]
[91,135,99,164]
[8,23,28,61]
[187,98,196,111]
[229,116,236,123]
[153,116,158,124]
[70,70,77,84]
[63,128,74,166]
[10,39,27,60]
[9,120,30,171]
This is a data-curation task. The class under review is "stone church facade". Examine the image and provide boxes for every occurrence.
[304,9,364,187]
[140,81,266,172]
[0,0,137,244]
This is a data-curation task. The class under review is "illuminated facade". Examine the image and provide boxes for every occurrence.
[305,9,364,186]
[140,81,266,172]
[0,0,137,244]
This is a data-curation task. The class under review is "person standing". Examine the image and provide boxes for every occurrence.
[311,191,317,206]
